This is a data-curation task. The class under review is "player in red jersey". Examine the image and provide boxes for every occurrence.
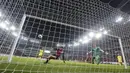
[44,47,65,64]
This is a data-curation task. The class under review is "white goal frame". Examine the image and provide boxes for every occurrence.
[8,14,127,69]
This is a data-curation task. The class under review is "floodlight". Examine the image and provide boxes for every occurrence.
[12,32,18,37]
[21,36,28,41]
[89,32,94,38]
[96,33,102,39]
[100,28,104,31]
[5,27,9,31]
[68,44,72,47]
[73,42,79,46]
[82,39,90,44]
[62,44,65,47]
[115,16,123,22]
[79,39,82,42]
[83,36,88,40]
[10,25,16,31]
[5,20,10,24]
[0,22,8,30]
[30,39,40,43]
[57,43,60,47]
[0,11,2,17]
[44,50,51,53]
[129,18,130,21]
[103,30,108,34]
[106,52,109,55]
[0,22,6,29]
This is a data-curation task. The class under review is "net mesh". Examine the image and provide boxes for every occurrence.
[0,0,130,73]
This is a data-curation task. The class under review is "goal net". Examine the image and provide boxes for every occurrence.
[0,0,130,73]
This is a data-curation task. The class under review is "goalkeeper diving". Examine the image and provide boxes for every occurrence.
[87,43,108,65]
[44,47,65,64]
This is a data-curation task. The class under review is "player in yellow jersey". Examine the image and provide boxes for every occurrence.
[37,49,44,58]
[117,54,122,66]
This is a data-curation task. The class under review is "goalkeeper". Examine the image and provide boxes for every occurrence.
[44,47,65,64]
[117,54,123,66]
[37,48,44,58]
[87,43,108,65]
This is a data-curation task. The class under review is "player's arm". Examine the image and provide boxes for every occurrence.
[99,47,108,55]
[87,51,92,55]
[100,48,104,53]
[87,47,92,55]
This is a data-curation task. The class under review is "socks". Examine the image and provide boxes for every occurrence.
[44,59,49,64]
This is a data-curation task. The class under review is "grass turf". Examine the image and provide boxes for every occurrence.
[0,56,130,73]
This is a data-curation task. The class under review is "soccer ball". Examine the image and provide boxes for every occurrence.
[38,34,42,38]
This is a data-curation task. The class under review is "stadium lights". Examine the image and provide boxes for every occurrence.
[68,44,72,47]
[12,32,18,37]
[0,11,2,17]
[128,18,130,21]
[73,42,79,46]
[56,44,60,46]
[57,43,62,47]
[82,39,90,44]
[21,36,28,41]
[57,43,65,47]
[95,33,102,39]
[83,36,88,40]
[103,30,108,34]
[115,16,123,22]
[100,28,104,31]
[44,50,51,53]
[88,32,94,38]
[62,44,65,47]
[79,39,82,42]
[106,52,109,55]
[10,25,16,31]
[30,39,40,43]
[5,20,10,24]
[0,22,9,30]
[5,27,9,30]
[0,22,6,29]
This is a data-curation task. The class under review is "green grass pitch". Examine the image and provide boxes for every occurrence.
[0,56,130,73]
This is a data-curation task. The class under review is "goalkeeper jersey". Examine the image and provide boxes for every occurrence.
[39,49,44,54]
[117,56,122,62]
[91,47,101,57]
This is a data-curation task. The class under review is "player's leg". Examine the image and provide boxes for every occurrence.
[62,53,65,63]
[119,60,122,65]
[120,62,123,65]
[92,57,95,64]
[118,62,121,66]
[87,57,91,63]
[38,53,42,58]
[86,57,89,62]
[44,55,56,64]
[36,53,40,58]
[118,59,122,66]
[95,55,101,65]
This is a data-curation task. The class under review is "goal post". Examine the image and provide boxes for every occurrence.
[8,14,27,62]
[118,38,127,69]
[8,14,127,69]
